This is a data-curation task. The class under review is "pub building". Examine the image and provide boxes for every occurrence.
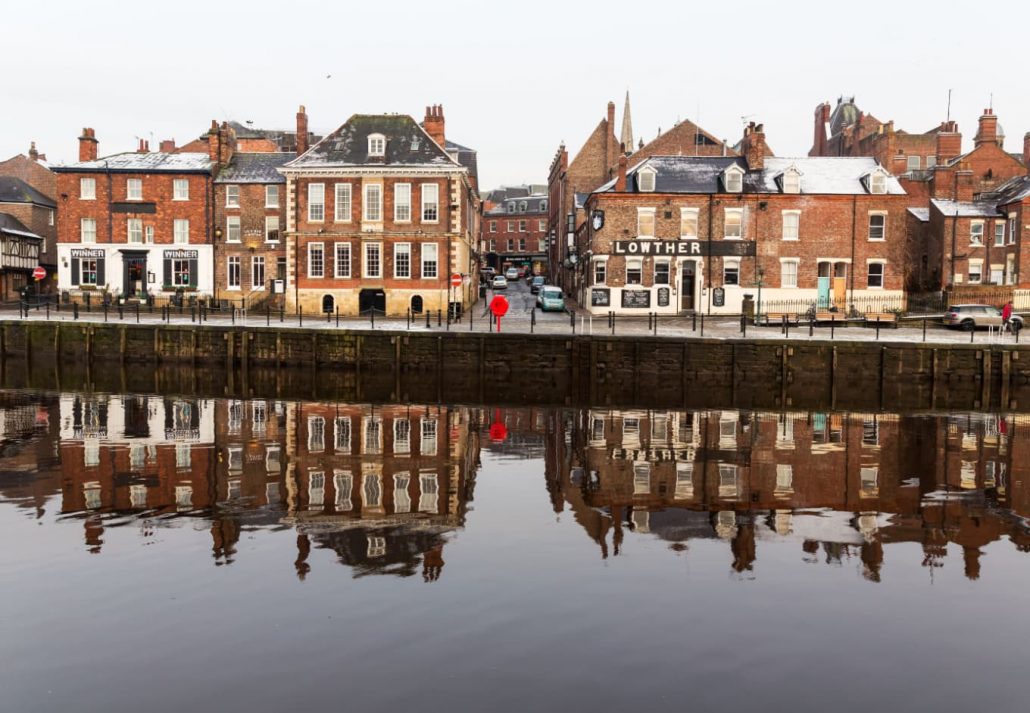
[578,123,908,315]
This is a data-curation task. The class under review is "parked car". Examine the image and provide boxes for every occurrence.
[504,267,519,280]
[530,275,546,294]
[481,267,496,282]
[537,286,565,312]
[943,304,1023,331]
[492,275,508,290]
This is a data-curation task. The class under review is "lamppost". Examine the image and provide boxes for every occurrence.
[755,266,764,324]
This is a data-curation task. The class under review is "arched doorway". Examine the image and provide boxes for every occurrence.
[321,294,334,313]
[410,295,424,314]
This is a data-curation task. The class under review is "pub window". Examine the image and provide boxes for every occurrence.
[173,219,189,245]
[227,256,241,289]
[723,258,740,285]
[637,208,656,237]
[265,216,279,242]
[80,218,97,243]
[593,259,606,285]
[80,177,96,200]
[626,258,642,285]
[654,261,670,285]
[724,208,743,239]
[170,259,191,287]
[127,218,143,244]
[126,178,142,200]
[680,208,699,238]
[226,216,241,242]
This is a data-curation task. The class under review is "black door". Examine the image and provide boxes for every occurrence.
[680,262,695,311]
[359,289,386,314]
[124,257,146,297]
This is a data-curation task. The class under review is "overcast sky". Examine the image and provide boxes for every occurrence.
[5,0,1029,191]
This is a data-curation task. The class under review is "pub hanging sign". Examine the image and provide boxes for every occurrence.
[613,240,755,257]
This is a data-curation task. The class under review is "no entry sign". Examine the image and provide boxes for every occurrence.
[32,266,46,281]
[450,273,462,288]
[489,295,509,332]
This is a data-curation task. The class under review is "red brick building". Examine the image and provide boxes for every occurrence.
[0,144,58,295]
[280,106,480,317]
[53,128,215,303]
[481,186,549,274]
[580,123,908,315]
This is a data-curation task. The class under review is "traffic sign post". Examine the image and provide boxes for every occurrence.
[450,273,462,288]
[489,295,509,332]
[32,266,46,281]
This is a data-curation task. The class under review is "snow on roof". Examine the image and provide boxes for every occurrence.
[54,152,213,173]
[930,199,1002,218]
[907,207,930,222]
[215,152,294,184]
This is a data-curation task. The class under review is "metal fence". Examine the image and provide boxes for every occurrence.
[759,292,956,318]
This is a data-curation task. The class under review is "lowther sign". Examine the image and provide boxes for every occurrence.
[613,240,756,257]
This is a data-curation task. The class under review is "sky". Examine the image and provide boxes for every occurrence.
[5,0,1030,191]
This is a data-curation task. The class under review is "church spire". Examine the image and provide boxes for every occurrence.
[620,91,634,155]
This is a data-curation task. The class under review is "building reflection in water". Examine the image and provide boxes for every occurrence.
[541,408,1030,580]
[7,393,480,581]
[1,391,1029,582]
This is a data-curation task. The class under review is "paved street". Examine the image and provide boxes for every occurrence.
[2,289,1026,347]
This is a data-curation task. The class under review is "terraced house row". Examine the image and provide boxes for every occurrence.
[44,104,479,317]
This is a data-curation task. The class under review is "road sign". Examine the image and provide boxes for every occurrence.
[489,295,509,332]
[450,273,462,288]
[32,266,46,281]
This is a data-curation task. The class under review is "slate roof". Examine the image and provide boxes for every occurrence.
[53,152,213,173]
[991,175,1030,205]
[284,115,462,170]
[215,152,295,184]
[0,214,42,240]
[0,176,56,208]
[445,140,478,186]
[597,156,905,195]
[907,207,930,222]
[485,193,548,216]
[930,199,1003,218]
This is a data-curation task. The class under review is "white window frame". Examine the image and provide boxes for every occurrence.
[1008,214,1017,245]
[780,258,799,288]
[421,183,439,223]
[906,155,921,171]
[593,257,607,285]
[970,220,985,246]
[367,133,385,157]
[126,178,142,201]
[782,170,801,193]
[654,259,671,285]
[226,184,240,208]
[335,183,352,222]
[867,260,886,289]
[173,178,189,201]
[680,207,699,239]
[226,216,241,243]
[265,215,279,243]
[307,242,324,279]
[307,183,325,222]
[227,255,241,290]
[127,218,143,244]
[364,242,382,279]
[868,212,886,241]
[251,255,265,290]
[394,419,411,455]
[625,258,642,285]
[967,259,983,285]
[994,222,1006,246]
[421,243,439,279]
[724,208,743,239]
[489,221,496,233]
[637,167,657,192]
[723,258,741,286]
[334,242,351,278]
[637,207,656,238]
[173,218,189,245]
[394,242,411,279]
[724,167,743,193]
[394,183,412,223]
[364,183,382,222]
[80,177,96,200]
[265,184,279,208]
[782,210,800,241]
[869,172,887,194]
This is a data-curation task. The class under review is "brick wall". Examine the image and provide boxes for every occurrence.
[214,182,287,299]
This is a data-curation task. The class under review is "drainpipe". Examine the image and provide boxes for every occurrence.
[706,194,714,315]
[849,196,856,308]
[950,213,957,288]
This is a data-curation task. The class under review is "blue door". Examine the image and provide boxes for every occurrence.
[817,277,831,308]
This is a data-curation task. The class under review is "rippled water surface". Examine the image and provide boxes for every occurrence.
[1,390,1028,712]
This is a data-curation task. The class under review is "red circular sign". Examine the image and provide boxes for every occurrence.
[489,295,509,317]
[450,273,462,288]
[32,266,46,281]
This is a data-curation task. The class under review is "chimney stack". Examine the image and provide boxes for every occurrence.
[975,108,999,148]
[607,101,615,128]
[78,128,98,162]
[936,121,962,163]
[423,104,446,147]
[160,139,176,153]
[207,120,220,163]
[218,122,235,166]
[616,155,628,192]
[296,105,309,155]
[137,138,149,153]
[742,122,766,171]
[954,169,975,202]
[1023,132,1030,171]
[28,142,39,162]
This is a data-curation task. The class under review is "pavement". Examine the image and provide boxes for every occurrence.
[4,281,1026,347]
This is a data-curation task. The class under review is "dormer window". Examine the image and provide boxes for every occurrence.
[367,134,386,157]
[540,200,547,211]
[723,165,744,193]
[519,201,528,212]
[507,202,516,214]
[637,166,657,193]
[866,168,888,195]
[782,168,801,194]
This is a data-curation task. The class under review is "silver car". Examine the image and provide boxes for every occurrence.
[943,304,1022,331]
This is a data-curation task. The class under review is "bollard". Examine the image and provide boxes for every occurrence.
[741,314,746,337]
[426,309,431,329]
[192,306,196,323]
[279,308,284,323]
[406,308,410,329]
[469,306,473,331]
[570,310,575,334]
[830,317,835,340]
[327,308,331,324]
[437,309,442,327]
[876,315,881,340]
[781,314,786,336]
[371,308,376,329]
[103,303,108,322]
[136,303,140,323]
[785,317,790,339]
[531,308,535,333]
[700,313,705,337]
[610,311,615,335]
[267,307,271,327]
[647,312,652,330]
[922,317,927,342]
[653,313,657,336]
[336,306,340,328]
[692,311,697,332]
[231,307,235,325]
[809,318,814,337]
[85,293,91,312]
[73,303,79,320]
[46,302,50,320]
[299,308,303,327]
[970,325,974,343]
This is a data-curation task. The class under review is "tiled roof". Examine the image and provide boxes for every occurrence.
[597,156,906,195]
[930,199,1002,218]
[0,214,41,240]
[215,152,295,184]
[53,152,213,173]
[0,176,56,208]
[485,193,548,216]
[285,115,461,170]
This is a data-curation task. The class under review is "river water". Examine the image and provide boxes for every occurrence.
[1,389,1027,712]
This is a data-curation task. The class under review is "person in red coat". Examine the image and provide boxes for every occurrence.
[1002,300,1015,332]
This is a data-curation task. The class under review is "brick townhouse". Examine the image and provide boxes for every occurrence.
[280,105,480,317]
[52,129,215,303]
[481,186,549,274]
[578,123,908,316]
[0,143,58,296]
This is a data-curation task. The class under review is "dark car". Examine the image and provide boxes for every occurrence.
[530,275,546,294]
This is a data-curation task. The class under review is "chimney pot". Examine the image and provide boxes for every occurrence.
[423,103,446,147]
[616,155,628,192]
[78,127,99,162]
[296,105,309,155]
[975,110,999,148]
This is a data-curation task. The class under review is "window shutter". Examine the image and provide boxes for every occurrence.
[188,259,198,287]
[163,259,171,287]
[71,258,80,286]
[96,258,105,286]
